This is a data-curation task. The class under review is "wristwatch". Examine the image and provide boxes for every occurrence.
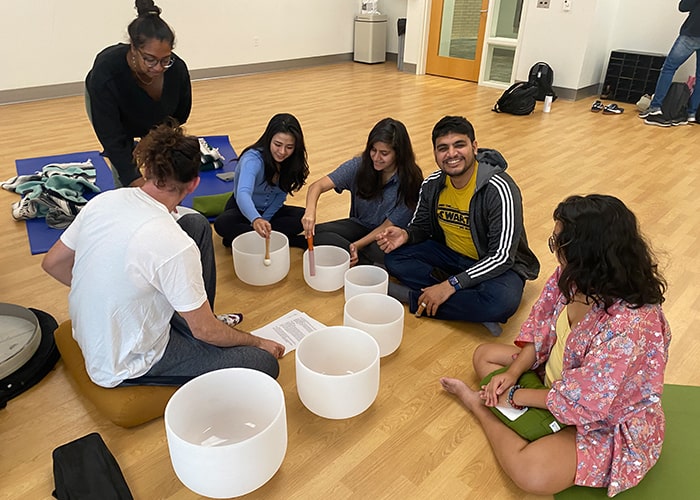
[448,275,462,291]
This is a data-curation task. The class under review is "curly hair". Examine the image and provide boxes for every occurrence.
[241,113,309,194]
[128,0,175,49]
[355,117,423,209]
[133,120,200,191]
[552,194,666,310]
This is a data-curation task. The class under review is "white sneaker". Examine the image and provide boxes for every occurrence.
[11,197,38,220]
[217,313,244,328]
[689,114,696,124]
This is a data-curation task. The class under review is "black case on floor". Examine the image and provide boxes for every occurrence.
[52,432,134,500]
[0,308,60,409]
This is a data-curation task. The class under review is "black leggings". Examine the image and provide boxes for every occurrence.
[213,196,304,247]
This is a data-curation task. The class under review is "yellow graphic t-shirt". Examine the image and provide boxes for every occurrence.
[437,163,478,259]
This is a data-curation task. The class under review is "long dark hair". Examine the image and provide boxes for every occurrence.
[127,0,175,49]
[241,113,309,194]
[133,120,199,191]
[552,194,666,310]
[355,118,423,209]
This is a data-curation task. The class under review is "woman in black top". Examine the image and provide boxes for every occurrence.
[86,0,191,187]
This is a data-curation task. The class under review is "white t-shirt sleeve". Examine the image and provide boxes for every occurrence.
[151,243,208,312]
[60,206,84,250]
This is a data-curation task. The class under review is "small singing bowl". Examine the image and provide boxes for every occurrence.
[165,368,287,498]
[303,245,350,292]
[232,231,289,286]
[343,265,389,302]
[295,326,380,419]
[344,293,405,357]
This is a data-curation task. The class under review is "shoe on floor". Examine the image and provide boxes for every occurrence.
[602,103,624,114]
[217,313,244,328]
[672,117,689,126]
[638,107,662,119]
[688,114,696,123]
[590,100,604,112]
[644,114,672,127]
[11,197,38,220]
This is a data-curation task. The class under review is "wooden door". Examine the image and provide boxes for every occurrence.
[426,0,489,82]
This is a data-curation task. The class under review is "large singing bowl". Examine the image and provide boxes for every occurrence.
[165,368,287,498]
[232,231,289,286]
[295,326,380,419]
[303,245,350,292]
[344,293,405,357]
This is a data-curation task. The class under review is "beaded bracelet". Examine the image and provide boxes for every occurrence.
[507,385,527,410]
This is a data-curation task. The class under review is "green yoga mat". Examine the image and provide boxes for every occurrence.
[555,384,699,499]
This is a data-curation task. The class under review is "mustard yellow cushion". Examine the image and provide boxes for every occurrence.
[54,321,177,428]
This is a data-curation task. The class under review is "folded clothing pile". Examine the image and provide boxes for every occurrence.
[2,160,101,229]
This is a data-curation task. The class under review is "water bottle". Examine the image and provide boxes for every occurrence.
[543,94,553,113]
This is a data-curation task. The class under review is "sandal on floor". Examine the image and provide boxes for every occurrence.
[603,103,624,114]
[217,313,244,328]
[591,100,604,112]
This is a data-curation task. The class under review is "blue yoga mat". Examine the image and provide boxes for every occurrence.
[181,135,238,209]
[15,151,113,255]
[15,136,238,255]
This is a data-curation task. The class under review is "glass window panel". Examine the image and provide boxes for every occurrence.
[438,0,483,61]
[486,46,516,83]
[493,0,523,39]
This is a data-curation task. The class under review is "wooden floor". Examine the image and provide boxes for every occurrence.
[1,62,698,499]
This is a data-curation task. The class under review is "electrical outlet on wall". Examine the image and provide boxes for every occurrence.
[537,0,550,8]
[563,0,572,11]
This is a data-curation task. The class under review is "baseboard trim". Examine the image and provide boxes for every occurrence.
[1,52,355,105]
[554,83,600,101]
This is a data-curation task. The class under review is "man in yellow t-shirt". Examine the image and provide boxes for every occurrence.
[377,116,540,335]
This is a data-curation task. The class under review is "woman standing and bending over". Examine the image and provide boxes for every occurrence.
[86,0,191,187]
[214,113,309,247]
[441,194,671,497]
[302,118,423,266]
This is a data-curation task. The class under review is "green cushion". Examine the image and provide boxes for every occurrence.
[192,192,231,217]
[555,384,699,499]
[481,367,566,441]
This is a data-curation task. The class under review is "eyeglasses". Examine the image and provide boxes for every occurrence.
[548,233,570,254]
[138,49,174,69]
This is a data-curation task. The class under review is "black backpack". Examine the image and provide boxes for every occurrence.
[661,82,691,122]
[492,81,538,115]
[528,61,557,101]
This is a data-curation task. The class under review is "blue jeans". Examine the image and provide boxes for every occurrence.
[650,35,700,115]
[384,239,525,323]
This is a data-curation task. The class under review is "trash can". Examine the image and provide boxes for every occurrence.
[354,14,387,64]
[397,18,406,71]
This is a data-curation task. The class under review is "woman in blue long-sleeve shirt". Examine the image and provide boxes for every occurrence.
[214,113,309,247]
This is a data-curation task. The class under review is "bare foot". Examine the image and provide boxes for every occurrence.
[440,377,483,412]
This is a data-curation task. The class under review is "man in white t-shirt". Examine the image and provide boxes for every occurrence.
[42,123,284,388]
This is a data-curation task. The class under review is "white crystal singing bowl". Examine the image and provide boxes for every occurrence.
[302,245,350,292]
[165,368,287,498]
[344,293,405,357]
[295,326,380,419]
[232,231,289,286]
[343,265,389,302]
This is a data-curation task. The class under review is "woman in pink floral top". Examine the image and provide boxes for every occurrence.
[441,194,670,497]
